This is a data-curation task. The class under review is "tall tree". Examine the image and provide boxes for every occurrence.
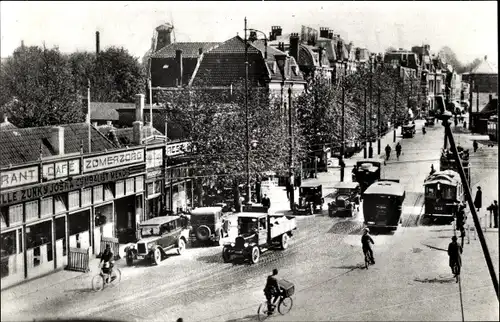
[158,79,306,208]
[69,47,146,103]
[0,45,84,127]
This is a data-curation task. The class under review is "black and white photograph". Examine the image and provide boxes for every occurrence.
[0,1,498,321]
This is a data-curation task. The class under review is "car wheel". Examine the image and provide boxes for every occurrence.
[250,246,260,264]
[281,234,289,250]
[196,225,211,241]
[152,248,162,265]
[222,247,231,263]
[177,238,186,255]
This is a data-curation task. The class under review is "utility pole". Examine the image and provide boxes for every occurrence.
[441,114,499,300]
[244,17,251,205]
[369,59,373,158]
[288,86,294,210]
[340,78,345,181]
[468,79,474,130]
[393,78,397,143]
[363,87,367,158]
[377,88,381,155]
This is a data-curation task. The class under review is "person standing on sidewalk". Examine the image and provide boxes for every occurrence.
[474,186,482,215]
[486,200,498,228]
[448,236,462,280]
[262,194,271,210]
[473,140,479,153]
[395,142,402,160]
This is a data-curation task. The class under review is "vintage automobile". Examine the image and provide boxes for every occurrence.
[353,159,381,194]
[423,170,464,224]
[402,123,416,138]
[425,117,435,126]
[294,184,324,215]
[189,206,230,246]
[124,215,190,266]
[363,180,406,231]
[222,210,297,264]
[328,182,361,217]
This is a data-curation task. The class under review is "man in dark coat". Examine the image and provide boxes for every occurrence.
[262,194,271,209]
[448,236,462,279]
[486,200,498,228]
[473,140,479,153]
[474,186,482,213]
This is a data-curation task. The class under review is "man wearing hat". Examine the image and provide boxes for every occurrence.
[447,236,462,281]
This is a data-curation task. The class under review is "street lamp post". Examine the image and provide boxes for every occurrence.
[393,78,397,143]
[288,86,295,210]
[244,17,251,205]
[363,87,367,159]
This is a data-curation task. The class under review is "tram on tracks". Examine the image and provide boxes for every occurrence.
[423,170,464,224]
[439,147,471,185]
[487,115,498,142]
[363,180,406,231]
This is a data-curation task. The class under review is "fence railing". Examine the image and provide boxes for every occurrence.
[66,247,90,273]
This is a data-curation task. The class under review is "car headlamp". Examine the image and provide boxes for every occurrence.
[244,243,249,248]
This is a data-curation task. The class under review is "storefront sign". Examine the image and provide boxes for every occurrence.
[83,149,144,173]
[1,168,130,206]
[146,149,163,168]
[42,159,80,181]
[0,166,39,189]
[147,169,163,179]
[166,142,190,156]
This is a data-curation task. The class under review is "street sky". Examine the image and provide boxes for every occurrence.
[1,1,498,65]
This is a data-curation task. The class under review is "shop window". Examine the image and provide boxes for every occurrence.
[41,197,53,217]
[135,176,144,192]
[1,230,17,278]
[93,185,103,203]
[26,220,53,267]
[25,200,39,222]
[55,217,66,256]
[68,211,90,236]
[54,195,67,214]
[8,204,23,226]
[1,208,7,229]
[116,180,124,197]
[95,204,113,227]
[68,191,80,210]
[104,184,113,201]
[82,188,92,206]
[126,178,135,195]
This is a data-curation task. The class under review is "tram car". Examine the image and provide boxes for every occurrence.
[363,180,406,231]
[352,159,381,195]
[439,147,471,185]
[423,170,464,224]
[487,115,498,142]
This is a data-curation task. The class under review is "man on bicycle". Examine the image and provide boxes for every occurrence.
[100,244,115,283]
[361,228,375,264]
[263,268,281,315]
[448,236,462,280]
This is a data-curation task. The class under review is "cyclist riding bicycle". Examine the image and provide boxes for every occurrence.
[100,244,115,283]
[263,268,281,315]
[361,228,375,264]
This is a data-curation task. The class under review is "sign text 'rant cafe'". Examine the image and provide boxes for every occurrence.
[0,166,39,189]
[83,149,144,173]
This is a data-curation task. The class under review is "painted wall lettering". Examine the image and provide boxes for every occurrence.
[83,149,144,173]
[0,167,39,189]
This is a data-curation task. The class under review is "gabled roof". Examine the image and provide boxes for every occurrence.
[209,36,260,54]
[251,39,288,58]
[480,98,498,115]
[469,57,498,75]
[0,118,18,131]
[0,123,118,167]
[151,42,220,59]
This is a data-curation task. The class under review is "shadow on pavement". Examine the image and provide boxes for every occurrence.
[225,314,260,322]
[421,243,447,252]
[414,277,456,284]
[64,287,95,295]
[331,264,364,270]
[196,253,224,264]
[328,220,364,235]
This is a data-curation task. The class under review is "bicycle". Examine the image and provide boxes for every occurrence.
[92,264,122,291]
[364,250,374,269]
[257,293,293,321]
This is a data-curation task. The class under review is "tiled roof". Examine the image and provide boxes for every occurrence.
[0,119,18,131]
[0,123,118,167]
[208,36,261,54]
[470,57,498,74]
[151,42,220,59]
[251,39,287,58]
[480,98,498,115]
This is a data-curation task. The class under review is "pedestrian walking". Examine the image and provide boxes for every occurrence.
[262,194,271,210]
[385,144,391,161]
[486,200,498,228]
[395,142,402,160]
[463,120,467,129]
[422,126,426,135]
[448,236,462,280]
[474,186,482,212]
[473,140,479,153]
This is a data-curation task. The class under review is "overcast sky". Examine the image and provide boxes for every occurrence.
[1,1,497,65]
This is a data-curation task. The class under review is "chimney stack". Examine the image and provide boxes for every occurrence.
[176,49,183,86]
[270,26,282,41]
[289,33,300,63]
[135,93,145,122]
[50,126,65,155]
[96,31,100,55]
[132,121,143,145]
[328,30,334,40]
[199,47,203,55]
[319,27,329,39]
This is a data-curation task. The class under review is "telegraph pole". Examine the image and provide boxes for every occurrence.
[244,17,251,205]
[377,88,381,155]
[288,87,294,210]
[340,79,345,181]
[468,79,473,130]
[393,79,397,143]
[363,87,367,158]
[369,59,373,158]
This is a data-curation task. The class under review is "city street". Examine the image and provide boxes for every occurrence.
[2,119,498,322]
